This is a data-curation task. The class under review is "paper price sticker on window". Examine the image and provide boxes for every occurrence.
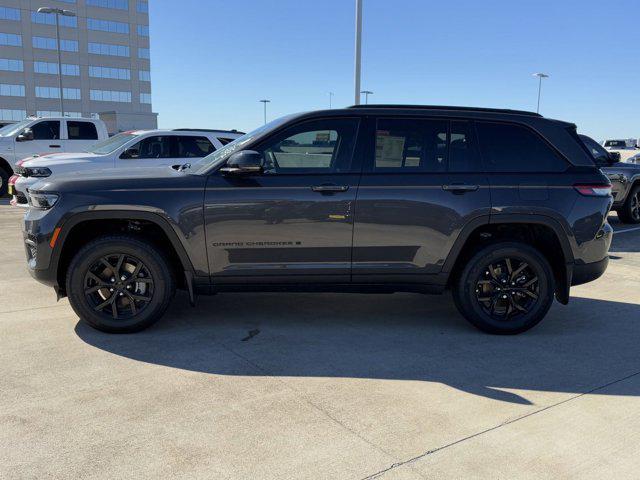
[375,131,406,168]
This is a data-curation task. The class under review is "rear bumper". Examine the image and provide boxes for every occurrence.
[571,256,609,286]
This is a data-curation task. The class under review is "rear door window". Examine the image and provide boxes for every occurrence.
[373,118,448,172]
[67,121,98,140]
[476,122,568,172]
[448,121,482,172]
[175,136,215,157]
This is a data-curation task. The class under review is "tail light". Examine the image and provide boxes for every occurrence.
[573,184,612,197]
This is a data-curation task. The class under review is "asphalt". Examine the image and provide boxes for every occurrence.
[1,202,640,479]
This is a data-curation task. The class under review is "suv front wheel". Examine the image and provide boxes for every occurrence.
[66,235,175,333]
[453,242,555,334]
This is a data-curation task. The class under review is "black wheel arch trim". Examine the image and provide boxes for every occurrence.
[51,209,196,282]
[441,213,574,304]
[0,156,13,173]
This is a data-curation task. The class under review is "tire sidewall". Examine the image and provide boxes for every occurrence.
[456,243,554,334]
[66,237,173,333]
[620,185,640,224]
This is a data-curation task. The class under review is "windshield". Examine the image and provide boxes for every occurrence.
[87,133,138,155]
[191,115,297,174]
[0,119,31,137]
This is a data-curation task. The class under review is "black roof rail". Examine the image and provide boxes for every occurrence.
[173,128,245,134]
[347,104,542,117]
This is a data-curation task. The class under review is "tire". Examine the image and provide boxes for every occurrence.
[0,166,9,197]
[452,242,555,335]
[66,235,175,333]
[618,184,640,224]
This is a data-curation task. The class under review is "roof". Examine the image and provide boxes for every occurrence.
[120,129,244,136]
[173,128,244,135]
[347,104,542,117]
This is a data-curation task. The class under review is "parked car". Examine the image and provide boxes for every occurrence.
[10,128,243,206]
[626,152,640,165]
[0,117,108,196]
[603,139,637,150]
[580,134,640,223]
[23,105,612,335]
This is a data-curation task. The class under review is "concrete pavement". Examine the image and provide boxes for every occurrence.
[1,204,640,479]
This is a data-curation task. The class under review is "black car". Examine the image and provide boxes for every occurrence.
[579,134,640,224]
[23,105,613,335]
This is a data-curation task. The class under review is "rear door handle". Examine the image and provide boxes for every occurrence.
[49,144,61,148]
[311,184,350,193]
[442,183,479,194]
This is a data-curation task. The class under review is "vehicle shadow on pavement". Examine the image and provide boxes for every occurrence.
[75,292,640,405]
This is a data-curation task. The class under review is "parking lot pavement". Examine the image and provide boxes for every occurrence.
[1,204,640,480]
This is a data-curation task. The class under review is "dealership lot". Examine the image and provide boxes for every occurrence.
[1,201,640,479]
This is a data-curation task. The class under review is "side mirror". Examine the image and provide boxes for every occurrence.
[608,151,621,163]
[16,129,34,142]
[120,147,140,159]
[220,150,263,175]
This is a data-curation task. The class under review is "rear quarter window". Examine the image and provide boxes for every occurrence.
[476,122,568,173]
[67,121,98,140]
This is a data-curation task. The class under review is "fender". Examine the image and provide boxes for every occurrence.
[51,208,196,277]
[441,213,574,305]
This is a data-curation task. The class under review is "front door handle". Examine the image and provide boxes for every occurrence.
[311,184,349,193]
[49,144,61,148]
[442,183,479,194]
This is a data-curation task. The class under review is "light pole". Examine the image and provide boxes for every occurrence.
[37,7,76,117]
[328,92,334,109]
[532,73,549,114]
[354,0,363,105]
[361,90,373,104]
[259,99,270,125]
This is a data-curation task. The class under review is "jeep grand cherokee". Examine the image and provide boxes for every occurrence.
[22,105,613,334]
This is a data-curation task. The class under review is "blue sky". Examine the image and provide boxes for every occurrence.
[150,0,639,140]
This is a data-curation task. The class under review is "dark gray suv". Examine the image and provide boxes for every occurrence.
[23,105,613,334]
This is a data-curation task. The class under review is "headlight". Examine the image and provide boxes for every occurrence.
[24,167,52,178]
[28,192,59,209]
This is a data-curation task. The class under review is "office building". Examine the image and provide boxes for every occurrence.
[0,0,156,132]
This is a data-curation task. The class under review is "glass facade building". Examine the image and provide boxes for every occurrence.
[0,0,156,130]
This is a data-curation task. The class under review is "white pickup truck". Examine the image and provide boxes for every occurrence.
[0,117,108,196]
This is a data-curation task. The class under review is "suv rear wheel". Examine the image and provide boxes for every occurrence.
[453,242,555,334]
[66,235,175,333]
[618,184,640,224]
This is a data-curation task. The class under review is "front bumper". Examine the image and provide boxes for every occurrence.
[571,256,609,286]
[13,175,38,207]
[22,206,64,289]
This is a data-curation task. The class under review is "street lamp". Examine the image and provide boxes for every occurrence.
[37,7,76,117]
[354,0,363,105]
[259,99,270,125]
[532,73,549,114]
[328,92,334,109]
[360,90,373,104]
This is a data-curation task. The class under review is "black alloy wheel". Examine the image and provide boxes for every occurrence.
[84,254,154,320]
[619,185,640,224]
[474,257,539,320]
[67,235,175,333]
[453,242,555,335]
